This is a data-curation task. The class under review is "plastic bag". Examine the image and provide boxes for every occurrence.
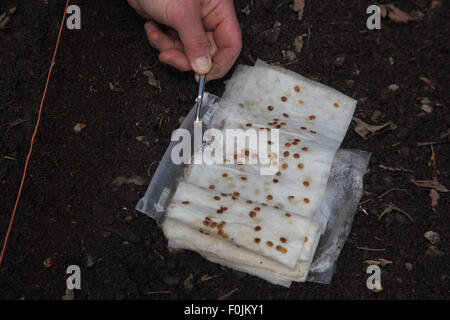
[136,93,370,284]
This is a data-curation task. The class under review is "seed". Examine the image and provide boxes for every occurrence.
[249,211,256,218]
[292,141,298,145]
[267,195,273,200]
[280,237,287,243]
[246,123,252,127]
[276,125,281,128]
[255,226,261,231]
[299,100,304,104]
[273,178,279,183]
[280,122,287,126]
[276,171,281,176]
[288,195,295,200]
[268,105,274,111]
[233,192,240,197]
[182,201,190,205]
[304,198,310,204]
[210,222,217,228]
[221,193,227,197]
[283,113,289,118]
[231,196,237,200]
[309,115,316,120]
[203,220,210,226]
[294,139,300,142]
[285,213,291,217]
[300,126,307,130]
[254,207,261,211]
[273,118,279,122]
[293,153,300,158]
[222,233,229,239]
[266,241,273,247]
[283,151,289,157]
[310,130,317,134]
[246,200,253,204]
[276,246,287,253]
[244,150,249,156]
[218,229,223,236]
[268,140,272,145]
[294,85,300,92]
[285,143,291,147]
[209,185,215,190]
[233,154,238,160]
[304,236,308,243]
[262,203,268,206]
[333,102,339,108]
[303,181,310,187]
[302,147,308,151]
[298,163,304,169]
[254,238,261,243]
[214,196,220,201]
[222,173,228,178]
[281,96,287,102]
[217,209,223,214]
[282,163,288,170]
[241,176,247,181]
[221,207,228,211]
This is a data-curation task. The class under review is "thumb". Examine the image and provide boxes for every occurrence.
[173,8,211,74]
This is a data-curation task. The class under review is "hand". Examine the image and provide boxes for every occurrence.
[128,0,242,81]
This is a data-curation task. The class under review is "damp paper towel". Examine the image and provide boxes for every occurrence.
[163,60,357,287]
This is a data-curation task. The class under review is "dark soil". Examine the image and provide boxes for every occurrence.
[0,0,449,299]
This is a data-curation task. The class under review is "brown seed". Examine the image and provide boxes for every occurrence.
[294,138,300,142]
[285,213,291,217]
[254,238,261,243]
[231,196,237,200]
[309,115,316,120]
[221,193,227,197]
[182,201,190,205]
[304,198,310,204]
[218,229,224,236]
[299,100,304,104]
[246,123,252,127]
[246,200,253,204]
[333,102,339,108]
[203,220,210,227]
[273,178,279,183]
[222,233,229,239]
[217,209,223,214]
[310,130,317,134]
[249,211,256,218]
[233,192,240,197]
[304,236,308,243]
[293,153,300,158]
[276,125,281,128]
[233,154,238,160]
[209,185,215,190]
[280,237,287,243]
[282,163,288,170]
[298,163,304,169]
[303,181,310,187]
[294,85,300,92]
[222,173,228,178]
[281,96,287,102]
[283,151,289,157]
[302,147,308,151]
[262,203,268,206]
[288,195,295,200]
[244,150,249,156]
[273,118,279,122]
[300,126,307,130]
[276,245,287,253]
[268,140,272,145]
[210,222,217,228]
[214,196,220,201]
[280,122,287,126]
[283,113,289,118]
[222,207,228,211]
[255,226,261,231]
[275,171,281,176]
[285,143,291,147]
[267,195,273,200]
[266,241,273,247]
[292,141,298,145]
[241,176,247,181]
[254,207,261,211]
[268,105,274,111]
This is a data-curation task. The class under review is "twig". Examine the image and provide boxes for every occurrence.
[378,188,414,199]
[355,246,386,252]
[378,164,414,174]
[218,288,238,300]
[146,290,172,295]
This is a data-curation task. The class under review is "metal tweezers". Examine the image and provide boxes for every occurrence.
[195,74,206,123]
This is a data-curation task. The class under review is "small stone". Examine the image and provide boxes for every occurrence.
[421,104,432,113]
[335,54,346,67]
[86,254,94,267]
[405,262,413,271]
[420,98,431,104]
[183,274,194,291]
[283,50,296,61]
[424,231,440,245]
[388,84,399,91]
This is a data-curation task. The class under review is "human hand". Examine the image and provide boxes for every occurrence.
[128,0,242,81]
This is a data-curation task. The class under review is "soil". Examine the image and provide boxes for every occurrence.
[0,0,449,300]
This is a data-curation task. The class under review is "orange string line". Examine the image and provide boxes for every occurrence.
[0,0,70,264]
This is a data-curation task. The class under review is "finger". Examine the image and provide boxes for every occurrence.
[159,49,191,72]
[144,21,184,51]
[170,2,212,74]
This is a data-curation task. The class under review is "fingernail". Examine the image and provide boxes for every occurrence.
[193,56,211,75]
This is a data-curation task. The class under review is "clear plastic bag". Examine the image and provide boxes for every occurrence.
[136,93,370,284]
